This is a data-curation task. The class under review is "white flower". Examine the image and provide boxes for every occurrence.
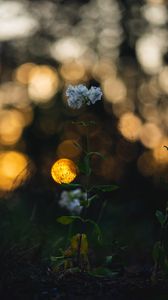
[87,86,103,105]
[68,199,82,214]
[58,188,86,214]
[65,84,102,109]
[66,84,89,109]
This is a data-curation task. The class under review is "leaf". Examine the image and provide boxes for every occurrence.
[57,216,82,225]
[155,210,167,227]
[94,185,119,192]
[89,267,119,278]
[70,234,88,255]
[77,159,91,175]
[50,256,64,262]
[61,183,81,189]
[88,121,97,125]
[77,156,91,175]
[71,121,88,127]
[152,241,165,265]
[87,152,106,160]
[88,194,99,203]
[85,219,102,243]
[72,141,83,150]
[105,256,113,266]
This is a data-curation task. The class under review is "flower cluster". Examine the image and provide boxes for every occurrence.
[66,84,102,109]
[58,188,87,214]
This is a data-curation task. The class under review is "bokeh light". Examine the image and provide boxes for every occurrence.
[103,77,127,104]
[0,82,29,109]
[118,112,142,142]
[60,61,87,83]
[152,138,168,167]
[158,67,168,94]
[139,123,163,149]
[51,158,78,184]
[92,59,116,81]
[0,151,30,191]
[142,3,167,26]
[14,62,36,85]
[0,1,38,41]
[50,37,87,62]
[28,65,59,103]
[136,33,165,74]
[0,109,25,145]
[56,139,82,161]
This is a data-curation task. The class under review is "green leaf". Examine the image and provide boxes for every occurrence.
[94,185,119,192]
[57,216,82,225]
[155,210,167,227]
[152,241,165,265]
[70,234,88,255]
[71,121,88,127]
[71,120,97,127]
[105,256,113,266]
[89,267,119,278]
[72,141,83,151]
[88,194,99,203]
[85,219,102,243]
[50,256,64,262]
[77,158,91,175]
[87,152,106,160]
[61,183,81,189]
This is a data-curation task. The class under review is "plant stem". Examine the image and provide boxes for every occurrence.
[77,233,82,268]
[96,199,108,224]
[85,125,90,205]
[66,223,73,249]
[30,202,37,222]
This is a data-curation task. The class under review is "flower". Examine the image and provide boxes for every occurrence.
[66,84,89,109]
[58,188,87,214]
[66,84,102,109]
[87,86,102,105]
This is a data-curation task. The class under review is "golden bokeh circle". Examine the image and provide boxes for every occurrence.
[118,112,142,142]
[0,151,30,191]
[51,158,78,184]
[57,139,82,161]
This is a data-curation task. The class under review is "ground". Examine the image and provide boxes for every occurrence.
[1,260,168,300]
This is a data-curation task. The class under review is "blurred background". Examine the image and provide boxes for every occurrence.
[0,0,168,265]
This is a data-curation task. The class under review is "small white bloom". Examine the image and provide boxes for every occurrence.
[69,188,82,198]
[65,84,102,109]
[58,188,86,214]
[68,199,82,214]
[87,86,103,105]
[59,191,69,208]
[66,84,89,109]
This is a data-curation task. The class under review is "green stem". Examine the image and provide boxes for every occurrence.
[65,223,73,249]
[85,125,90,205]
[77,233,82,268]
[30,202,37,222]
[96,199,108,225]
